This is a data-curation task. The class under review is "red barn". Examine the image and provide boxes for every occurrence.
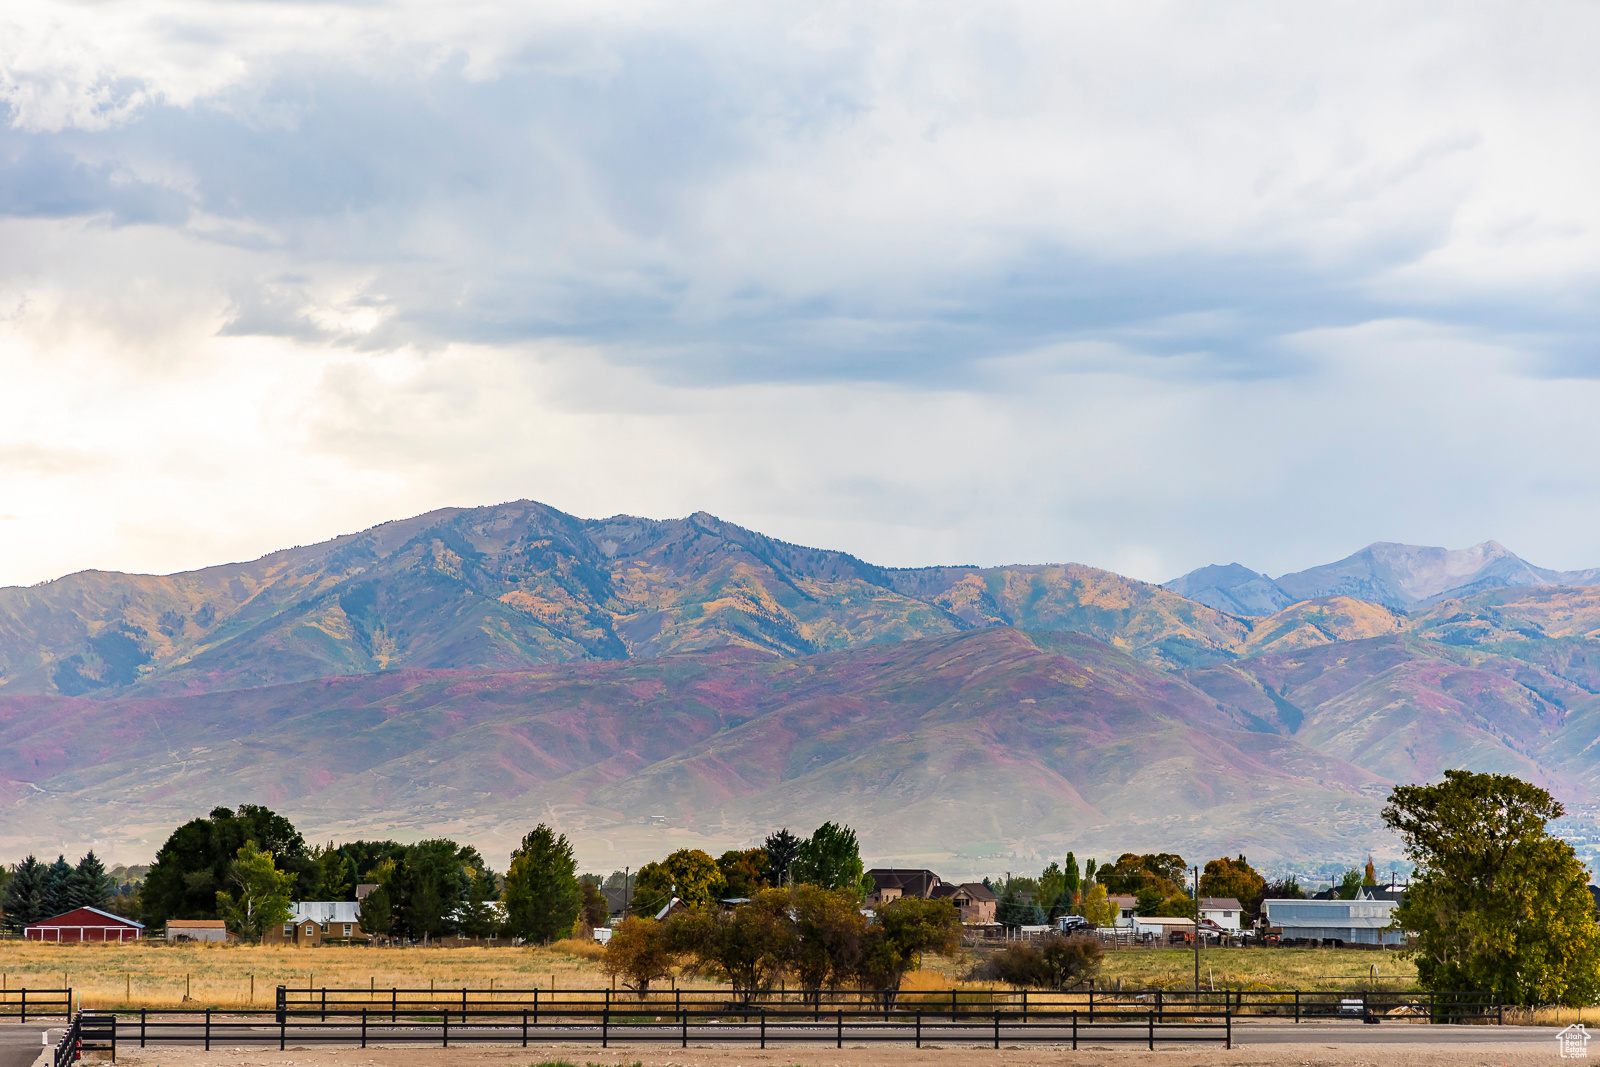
[24,907,144,942]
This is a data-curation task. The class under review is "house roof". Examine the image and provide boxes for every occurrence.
[168,919,226,929]
[1107,895,1137,908]
[1198,897,1243,910]
[932,881,996,902]
[601,888,628,914]
[290,901,362,924]
[867,869,942,897]
[27,906,144,928]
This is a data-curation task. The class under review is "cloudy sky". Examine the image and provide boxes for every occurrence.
[3,1,1600,589]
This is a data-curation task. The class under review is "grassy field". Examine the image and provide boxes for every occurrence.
[0,939,1419,1010]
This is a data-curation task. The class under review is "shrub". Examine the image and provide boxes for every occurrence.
[969,934,1103,990]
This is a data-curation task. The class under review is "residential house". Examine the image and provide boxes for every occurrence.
[1198,897,1243,932]
[600,887,629,922]
[865,869,942,906]
[1262,897,1402,946]
[266,902,366,946]
[931,882,998,923]
[1107,894,1138,927]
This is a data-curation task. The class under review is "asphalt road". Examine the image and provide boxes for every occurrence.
[0,1024,46,1067]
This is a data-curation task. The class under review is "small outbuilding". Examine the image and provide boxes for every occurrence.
[24,906,144,942]
[167,919,229,942]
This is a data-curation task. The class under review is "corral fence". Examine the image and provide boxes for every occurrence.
[0,988,73,1021]
[279,985,1503,1025]
[94,1004,1236,1051]
[53,1012,116,1067]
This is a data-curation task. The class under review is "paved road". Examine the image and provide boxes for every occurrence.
[0,1024,47,1067]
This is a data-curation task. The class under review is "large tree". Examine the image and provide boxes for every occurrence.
[2,856,46,927]
[389,839,477,942]
[142,805,311,926]
[667,887,796,997]
[762,829,802,887]
[69,852,113,910]
[791,823,867,895]
[859,895,962,1003]
[633,849,725,914]
[215,842,295,943]
[1199,855,1265,911]
[1384,770,1600,1007]
[503,825,581,944]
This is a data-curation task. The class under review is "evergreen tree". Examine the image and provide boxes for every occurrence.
[42,855,74,917]
[3,856,46,927]
[1063,853,1082,912]
[70,851,113,910]
[762,829,802,887]
[502,825,581,943]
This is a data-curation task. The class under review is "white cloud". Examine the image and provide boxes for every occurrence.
[2,2,1600,586]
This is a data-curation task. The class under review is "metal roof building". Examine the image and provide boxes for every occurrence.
[1262,897,1402,946]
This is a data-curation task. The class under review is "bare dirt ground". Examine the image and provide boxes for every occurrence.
[93,1036,1563,1067]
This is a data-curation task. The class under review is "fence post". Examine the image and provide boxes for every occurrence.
[443,1011,449,1048]
[18,989,23,1024]
[321,987,326,1023]
[361,1008,367,1049]
[279,1011,286,1051]
[1497,994,1503,1027]
[276,985,287,1027]
[1088,989,1094,1024]
[1148,1010,1154,1051]
[391,988,397,1024]
[760,1010,766,1049]
[915,1010,921,1049]
[1022,990,1027,1024]
[1226,1008,1232,1050]
[1293,991,1299,1024]
[1072,1010,1077,1051]
[140,1009,146,1049]
[682,1008,688,1048]
[602,1008,609,1049]
[205,1008,211,1052]
[993,1010,1000,1050]
[836,1010,842,1049]
[1157,990,1163,1023]
[522,1008,528,1047]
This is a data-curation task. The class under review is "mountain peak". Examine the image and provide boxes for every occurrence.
[1168,539,1600,615]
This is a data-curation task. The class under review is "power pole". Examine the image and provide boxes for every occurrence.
[1193,865,1201,1003]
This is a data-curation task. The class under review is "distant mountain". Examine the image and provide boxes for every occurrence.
[0,627,1391,872]
[0,501,1247,697]
[1166,540,1600,615]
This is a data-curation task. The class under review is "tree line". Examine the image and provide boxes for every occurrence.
[0,852,118,928]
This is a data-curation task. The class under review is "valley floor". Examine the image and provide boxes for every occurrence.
[1,942,1423,1012]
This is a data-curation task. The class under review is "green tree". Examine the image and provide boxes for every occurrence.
[790,884,868,995]
[69,852,113,910]
[641,849,726,910]
[142,805,311,927]
[456,849,503,939]
[1038,863,1065,917]
[603,916,676,995]
[1384,769,1600,1007]
[42,856,73,917]
[1063,853,1082,914]
[580,881,609,929]
[762,829,802,887]
[859,896,962,1003]
[503,825,581,944]
[310,843,353,900]
[716,848,770,898]
[215,842,295,943]
[667,887,796,996]
[389,839,471,942]
[791,823,866,895]
[2,856,45,928]
[357,859,396,939]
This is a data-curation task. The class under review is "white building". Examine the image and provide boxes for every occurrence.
[1198,896,1243,931]
[1262,897,1402,946]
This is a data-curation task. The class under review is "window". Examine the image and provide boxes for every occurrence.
[343,924,352,936]
[283,925,293,937]
[320,923,328,933]
[1223,911,1233,918]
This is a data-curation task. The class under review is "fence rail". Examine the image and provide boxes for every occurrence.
[277,986,1501,1025]
[0,988,73,1021]
[53,1013,115,1067]
[106,1005,1233,1051]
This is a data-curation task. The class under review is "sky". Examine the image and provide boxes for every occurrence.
[3,1,1600,589]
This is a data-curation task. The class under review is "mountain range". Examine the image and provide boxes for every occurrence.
[3,501,1598,876]
[1166,540,1600,615]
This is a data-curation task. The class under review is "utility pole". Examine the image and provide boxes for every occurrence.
[1193,865,1201,1003]
[623,866,630,915]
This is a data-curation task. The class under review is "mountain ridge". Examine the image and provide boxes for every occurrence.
[1166,540,1600,615]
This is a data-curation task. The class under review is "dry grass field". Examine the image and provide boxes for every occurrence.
[0,940,1422,1011]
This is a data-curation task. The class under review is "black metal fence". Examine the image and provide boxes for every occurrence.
[53,1013,116,1067]
[0,988,73,1021]
[278,985,1501,1025]
[107,1004,1234,1051]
